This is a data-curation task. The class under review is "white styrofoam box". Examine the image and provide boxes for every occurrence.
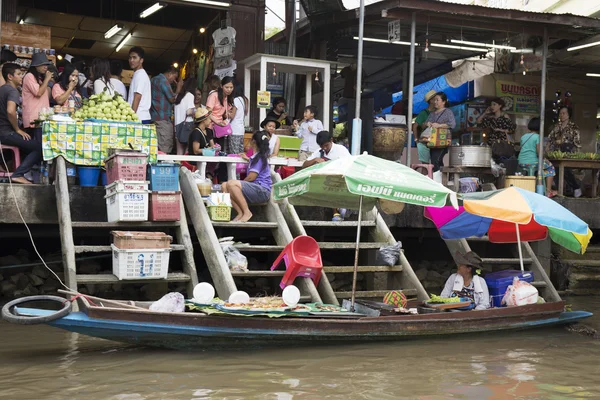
[105,190,149,222]
[385,114,407,124]
[111,244,171,280]
[105,180,149,197]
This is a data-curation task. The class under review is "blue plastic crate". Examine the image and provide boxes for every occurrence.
[148,163,180,192]
[484,270,534,308]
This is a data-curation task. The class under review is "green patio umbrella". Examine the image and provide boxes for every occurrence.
[274,153,458,309]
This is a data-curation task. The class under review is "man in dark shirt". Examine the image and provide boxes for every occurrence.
[0,63,42,184]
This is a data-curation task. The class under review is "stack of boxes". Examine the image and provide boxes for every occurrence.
[104,151,150,222]
[147,163,181,221]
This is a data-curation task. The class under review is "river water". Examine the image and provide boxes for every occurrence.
[1,297,600,400]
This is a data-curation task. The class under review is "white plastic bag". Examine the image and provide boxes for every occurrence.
[221,244,248,272]
[433,170,443,184]
[502,277,538,307]
[149,292,185,313]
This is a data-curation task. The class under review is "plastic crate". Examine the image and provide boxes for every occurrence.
[111,244,171,280]
[105,189,149,222]
[149,191,181,221]
[149,163,180,191]
[207,205,231,222]
[484,270,534,308]
[459,177,479,193]
[111,231,172,249]
[105,180,149,196]
[105,152,148,184]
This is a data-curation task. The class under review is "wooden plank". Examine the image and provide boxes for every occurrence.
[71,221,181,228]
[231,271,285,277]
[179,168,237,299]
[563,259,600,267]
[324,266,403,273]
[77,273,191,284]
[234,245,284,252]
[466,236,490,242]
[211,221,278,228]
[523,242,561,302]
[532,281,547,288]
[176,198,198,296]
[481,258,532,264]
[317,242,387,249]
[301,220,376,227]
[74,244,185,253]
[1,22,51,50]
[334,289,418,299]
[55,157,78,310]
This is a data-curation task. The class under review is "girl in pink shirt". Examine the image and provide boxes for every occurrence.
[22,55,53,130]
[206,76,234,155]
[52,64,82,107]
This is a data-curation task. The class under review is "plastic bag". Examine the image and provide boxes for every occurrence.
[222,244,249,272]
[490,159,505,178]
[433,170,443,184]
[377,241,402,267]
[502,277,539,307]
[149,292,185,313]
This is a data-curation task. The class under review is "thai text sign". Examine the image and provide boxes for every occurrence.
[495,81,540,114]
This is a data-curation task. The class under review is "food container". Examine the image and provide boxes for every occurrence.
[485,270,534,307]
[197,180,212,197]
[449,145,492,168]
[149,191,181,221]
[104,152,148,184]
[111,231,173,249]
[505,176,535,192]
[105,185,149,222]
[148,163,180,191]
[105,180,149,196]
[111,244,171,280]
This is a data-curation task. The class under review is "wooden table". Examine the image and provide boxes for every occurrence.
[157,154,304,181]
[440,166,496,191]
[547,158,600,197]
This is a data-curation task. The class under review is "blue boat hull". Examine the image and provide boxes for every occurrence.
[15,305,593,351]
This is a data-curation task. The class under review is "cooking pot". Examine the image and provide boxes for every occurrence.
[449,146,491,168]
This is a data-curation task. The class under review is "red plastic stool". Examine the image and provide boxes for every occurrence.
[271,235,323,289]
[411,163,434,179]
[0,145,21,177]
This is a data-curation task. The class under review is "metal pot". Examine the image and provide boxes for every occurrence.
[449,146,491,168]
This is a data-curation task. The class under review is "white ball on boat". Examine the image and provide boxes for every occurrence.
[229,290,250,304]
[193,282,215,304]
[282,285,300,307]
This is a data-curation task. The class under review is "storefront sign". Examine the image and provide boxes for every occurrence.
[257,90,271,109]
[495,81,540,114]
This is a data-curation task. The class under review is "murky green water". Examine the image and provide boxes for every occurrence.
[1,297,599,399]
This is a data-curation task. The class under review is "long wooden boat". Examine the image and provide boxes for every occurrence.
[10,297,592,351]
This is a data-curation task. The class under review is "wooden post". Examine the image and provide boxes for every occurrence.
[524,242,561,302]
[180,168,237,299]
[55,157,78,309]
[558,163,565,196]
[176,198,199,296]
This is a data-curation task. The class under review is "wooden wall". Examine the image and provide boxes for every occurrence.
[1,22,51,49]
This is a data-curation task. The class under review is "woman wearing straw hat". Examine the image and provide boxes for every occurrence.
[188,108,215,156]
[414,89,437,164]
[440,251,490,310]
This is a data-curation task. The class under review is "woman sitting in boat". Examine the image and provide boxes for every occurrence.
[440,251,490,310]
[222,131,272,222]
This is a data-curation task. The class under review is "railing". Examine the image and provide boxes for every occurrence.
[157,155,304,180]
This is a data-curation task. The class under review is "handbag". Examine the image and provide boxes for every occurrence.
[491,132,515,158]
[426,127,451,148]
[425,109,452,148]
[213,123,232,138]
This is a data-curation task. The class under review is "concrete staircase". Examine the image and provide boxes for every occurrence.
[558,245,600,295]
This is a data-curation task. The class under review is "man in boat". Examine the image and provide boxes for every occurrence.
[440,251,490,310]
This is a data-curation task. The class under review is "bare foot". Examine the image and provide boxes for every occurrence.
[11,177,32,184]
[231,215,242,222]
[239,212,253,223]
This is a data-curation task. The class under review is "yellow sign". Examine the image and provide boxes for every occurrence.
[495,80,540,114]
[257,91,271,109]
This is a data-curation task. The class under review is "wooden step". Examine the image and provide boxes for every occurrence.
[233,245,284,252]
[481,258,532,264]
[301,220,377,228]
[564,260,600,268]
[72,221,181,228]
[76,272,191,284]
[212,221,278,229]
[74,244,186,254]
[532,281,547,288]
[317,242,387,250]
[334,289,418,299]
[324,265,403,273]
[466,236,490,242]
[231,271,285,277]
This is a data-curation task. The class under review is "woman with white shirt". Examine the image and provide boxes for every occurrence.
[230,84,248,154]
[440,251,490,310]
[91,58,116,97]
[174,77,198,155]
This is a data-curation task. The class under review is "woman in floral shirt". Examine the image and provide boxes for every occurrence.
[476,97,516,144]
[548,106,582,197]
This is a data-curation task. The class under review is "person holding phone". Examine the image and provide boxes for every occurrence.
[22,53,53,138]
[267,97,292,127]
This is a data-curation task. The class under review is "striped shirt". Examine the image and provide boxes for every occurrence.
[150,73,174,121]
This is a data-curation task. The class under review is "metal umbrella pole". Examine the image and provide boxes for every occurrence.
[351,0,365,156]
[536,27,549,195]
[515,224,525,272]
[406,12,417,166]
[350,195,364,311]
